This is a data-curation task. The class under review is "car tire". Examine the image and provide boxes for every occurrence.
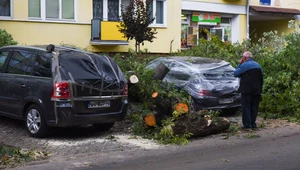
[25,104,49,138]
[93,123,115,131]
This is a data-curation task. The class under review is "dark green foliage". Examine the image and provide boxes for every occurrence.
[0,29,18,47]
[179,27,300,122]
[118,0,157,52]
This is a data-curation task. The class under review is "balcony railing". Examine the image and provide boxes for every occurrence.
[90,19,129,45]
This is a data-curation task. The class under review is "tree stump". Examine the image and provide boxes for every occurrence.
[172,112,230,137]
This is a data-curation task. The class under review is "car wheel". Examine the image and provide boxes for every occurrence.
[93,123,115,131]
[25,104,49,138]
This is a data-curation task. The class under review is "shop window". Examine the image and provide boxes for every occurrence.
[181,24,188,48]
[0,0,10,17]
[221,18,231,24]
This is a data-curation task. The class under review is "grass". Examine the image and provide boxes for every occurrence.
[0,144,48,169]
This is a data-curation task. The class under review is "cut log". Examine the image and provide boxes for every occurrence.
[153,63,170,81]
[129,75,139,84]
[175,103,189,114]
[172,112,230,137]
[152,92,159,98]
[143,113,157,127]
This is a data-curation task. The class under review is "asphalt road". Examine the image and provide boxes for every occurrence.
[81,131,300,170]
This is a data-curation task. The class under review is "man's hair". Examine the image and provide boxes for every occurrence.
[243,51,252,58]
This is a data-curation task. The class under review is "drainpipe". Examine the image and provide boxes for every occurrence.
[246,0,250,40]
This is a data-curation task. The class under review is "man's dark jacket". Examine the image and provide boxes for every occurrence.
[234,58,263,95]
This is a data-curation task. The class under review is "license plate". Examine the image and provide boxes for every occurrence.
[88,101,110,108]
[219,98,233,104]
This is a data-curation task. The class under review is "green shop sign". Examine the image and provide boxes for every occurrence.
[192,13,221,23]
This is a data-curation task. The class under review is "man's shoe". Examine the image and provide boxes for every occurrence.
[241,127,252,131]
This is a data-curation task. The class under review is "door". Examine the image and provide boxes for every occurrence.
[0,50,11,114]
[210,28,225,42]
[2,50,37,117]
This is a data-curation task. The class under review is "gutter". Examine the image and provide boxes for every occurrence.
[246,0,250,40]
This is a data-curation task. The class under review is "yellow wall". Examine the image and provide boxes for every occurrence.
[77,0,93,23]
[188,0,247,5]
[0,0,181,53]
[239,14,247,42]
[250,19,294,42]
[250,0,300,9]
[0,20,91,49]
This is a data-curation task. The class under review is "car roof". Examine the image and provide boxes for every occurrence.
[0,45,87,54]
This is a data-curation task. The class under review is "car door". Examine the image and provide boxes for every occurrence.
[1,50,37,117]
[0,50,12,115]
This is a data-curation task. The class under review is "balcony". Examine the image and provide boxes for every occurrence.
[90,19,129,46]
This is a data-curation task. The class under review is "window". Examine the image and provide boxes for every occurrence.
[0,51,9,70]
[121,0,130,10]
[32,55,52,78]
[108,0,119,21]
[93,0,103,19]
[149,0,166,26]
[6,51,37,75]
[46,0,74,19]
[28,0,75,20]
[92,0,165,24]
[0,0,10,17]
[29,0,41,18]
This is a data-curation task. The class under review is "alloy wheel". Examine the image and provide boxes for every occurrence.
[26,109,41,134]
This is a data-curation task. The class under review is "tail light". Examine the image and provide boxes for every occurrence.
[51,82,70,99]
[123,83,128,96]
[198,89,211,96]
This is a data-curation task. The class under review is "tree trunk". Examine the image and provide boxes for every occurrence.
[172,113,230,137]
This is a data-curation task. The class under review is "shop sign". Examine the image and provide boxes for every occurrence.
[260,0,281,6]
[192,13,221,23]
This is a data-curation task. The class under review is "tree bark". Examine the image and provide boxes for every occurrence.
[172,113,230,137]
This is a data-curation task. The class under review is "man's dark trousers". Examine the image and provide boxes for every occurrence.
[241,93,261,128]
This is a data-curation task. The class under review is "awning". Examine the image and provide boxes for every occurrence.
[90,40,129,46]
[250,6,300,15]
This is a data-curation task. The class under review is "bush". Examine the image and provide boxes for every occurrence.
[113,50,193,145]
[0,29,18,47]
[177,26,300,122]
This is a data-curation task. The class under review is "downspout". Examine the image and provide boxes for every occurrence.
[246,0,250,40]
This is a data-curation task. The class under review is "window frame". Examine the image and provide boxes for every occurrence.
[28,0,77,22]
[0,0,13,19]
[100,0,167,27]
[150,0,167,28]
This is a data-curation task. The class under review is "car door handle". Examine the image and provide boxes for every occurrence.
[19,84,26,88]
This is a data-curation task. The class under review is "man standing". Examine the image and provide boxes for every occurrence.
[234,51,263,129]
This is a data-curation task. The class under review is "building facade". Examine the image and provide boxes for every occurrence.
[1,0,300,53]
[180,0,300,49]
[181,0,247,49]
[249,0,300,41]
[0,0,181,53]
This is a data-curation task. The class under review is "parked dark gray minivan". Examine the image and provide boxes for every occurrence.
[0,45,128,138]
